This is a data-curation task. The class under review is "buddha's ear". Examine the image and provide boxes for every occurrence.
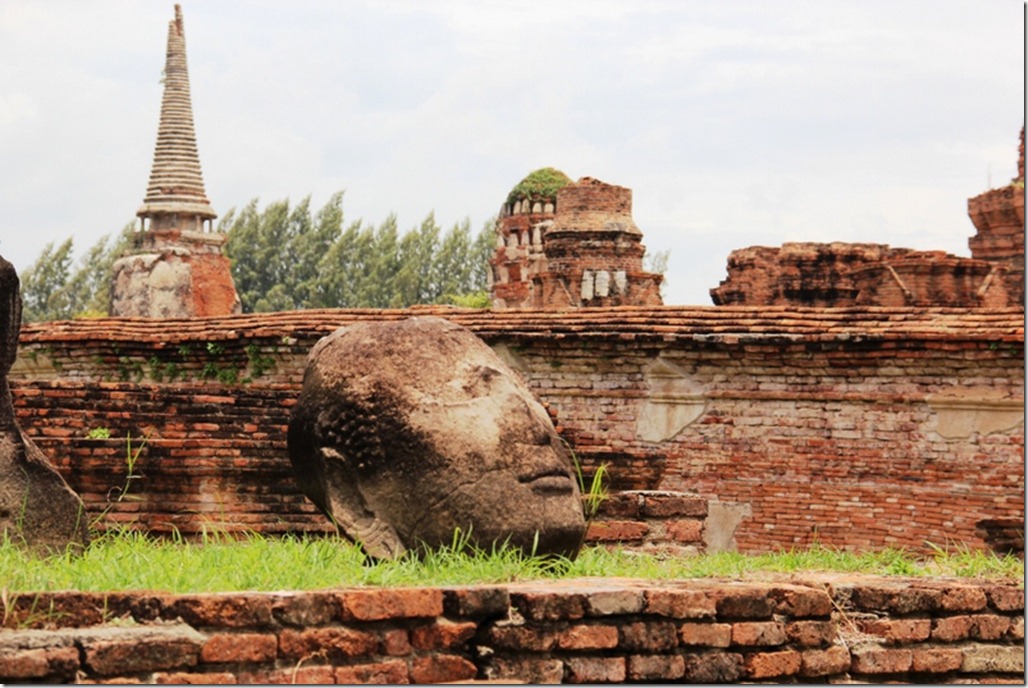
[319,447,406,559]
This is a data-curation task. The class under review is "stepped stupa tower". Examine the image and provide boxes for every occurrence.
[110,4,240,318]
[490,171,664,308]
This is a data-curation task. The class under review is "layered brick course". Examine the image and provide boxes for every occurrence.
[0,577,1021,683]
[10,305,1024,554]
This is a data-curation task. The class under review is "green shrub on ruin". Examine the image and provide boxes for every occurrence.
[505,167,572,205]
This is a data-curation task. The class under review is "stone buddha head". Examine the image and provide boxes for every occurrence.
[287,317,586,559]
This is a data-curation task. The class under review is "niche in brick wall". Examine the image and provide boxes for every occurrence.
[636,358,707,443]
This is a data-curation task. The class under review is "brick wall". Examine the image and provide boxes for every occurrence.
[710,243,1017,308]
[10,306,1024,554]
[0,577,1022,683]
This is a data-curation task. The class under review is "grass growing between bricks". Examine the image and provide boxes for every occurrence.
[0,530,1021,594]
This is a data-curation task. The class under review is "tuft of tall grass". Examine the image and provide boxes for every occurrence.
[0,529,1021,594]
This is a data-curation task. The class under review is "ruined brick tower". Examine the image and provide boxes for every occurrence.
[490,172,663,309]
[110,5,240,318]
[711,128,1025,309]
[489,168,567,308]
[967,126,1025,304]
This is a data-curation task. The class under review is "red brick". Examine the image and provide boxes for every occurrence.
[800,646,851,677]
[411,620,476,651]
[1008,616,1024,640]
[442,587,510,619]
[886,587,942,614]
[76,677,143,685]
[645,589,716,619]
[281,665,336,684]
[681,651,744,683]
[595,492,642,518]
[937,586,988,612]
[665,518,704,542]
[557,624,619,650]
[972,613,1012,639]
[565,656,626,684]
[985,585,1025,612]
[155,672,237,684]
[484,657,563,684]
[856,618,931,643]
[679,622,732,647]
[931,615,974,641]
[584,589,644,616]
[768,586,833,618]
[716,588,774,619]
[960,644,1024,673]
[585,520,649,542]
[483,624,558,652]
[510,590,587,621]
[745,649,802,679]
[84,633,202,676]
[2,593,109,629]
[0,647,76,680]
[409,654,477,684]
[201,632,277,663]
[278,627,378,661]
[334,660,409,684]
[785,619,836,647]
[272,592,338,626]
[340,588,443,621]
[911,648,963,673]
[618,620,678,651]
[164,594,273,628]
[380,628,412,656]
[850,647,912,675]
[238,664,339,685]
[639,492,708,517]
[731,620,787,646]
[627,654,685,681]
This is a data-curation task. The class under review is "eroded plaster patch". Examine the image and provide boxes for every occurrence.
[703,500,752,553]
[927,389,1024,439]
[636,358,707,443]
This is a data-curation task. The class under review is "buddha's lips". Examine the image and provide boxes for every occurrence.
[519,469,575,494]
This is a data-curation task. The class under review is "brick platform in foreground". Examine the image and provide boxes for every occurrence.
[0,575,1022,684]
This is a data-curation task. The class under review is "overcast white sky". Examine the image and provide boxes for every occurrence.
[1,1,1024,305]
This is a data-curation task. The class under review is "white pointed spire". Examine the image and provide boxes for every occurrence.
[137,4,216,226]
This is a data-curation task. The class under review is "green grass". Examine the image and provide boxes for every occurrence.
[0,530,1021,594]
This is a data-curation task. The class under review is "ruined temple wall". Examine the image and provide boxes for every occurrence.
[9,307,1024,553]
[494,334,1023,552]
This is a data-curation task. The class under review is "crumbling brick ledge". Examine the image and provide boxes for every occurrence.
[0,575,1021,684]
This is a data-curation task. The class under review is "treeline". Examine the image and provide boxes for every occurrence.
[17,192,497,321]
[224,193,494,312]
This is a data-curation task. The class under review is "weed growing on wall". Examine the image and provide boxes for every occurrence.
[85,427,111,440]
[567,441,609,523]
[89,433,148,531]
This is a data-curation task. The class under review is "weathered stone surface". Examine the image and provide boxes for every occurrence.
[0,256,88,553]
[110,245,239,319]
[288,317,586,559]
